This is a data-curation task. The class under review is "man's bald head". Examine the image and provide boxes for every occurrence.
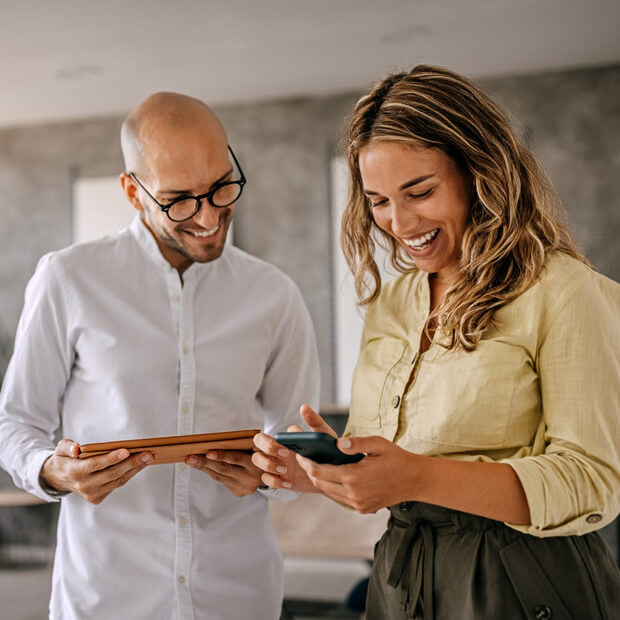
[121,92,227,178]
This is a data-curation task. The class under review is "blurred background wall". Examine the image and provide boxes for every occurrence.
[1,63,619,403]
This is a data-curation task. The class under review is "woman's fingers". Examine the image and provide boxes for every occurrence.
[299,404,337,437]
[251,450,289,476]
[259,472,293,489]
[253,432,290,457]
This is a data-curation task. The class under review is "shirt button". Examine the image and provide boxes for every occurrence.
[182,405,189,414]
[183,346,189,355]
[533,605,552,619]
[179,464,188,470]
[392,395,401,408]
[179,516,188,526]
[178,575,186,584]
[171,295,180,303]
[586,513,603,524]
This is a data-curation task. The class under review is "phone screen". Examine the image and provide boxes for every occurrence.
[274,432,364,465]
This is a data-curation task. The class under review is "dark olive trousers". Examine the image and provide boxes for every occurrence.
[366,502,620,620]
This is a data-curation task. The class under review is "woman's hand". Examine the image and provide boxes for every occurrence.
[252,404,336,493]
[296,435,418,513]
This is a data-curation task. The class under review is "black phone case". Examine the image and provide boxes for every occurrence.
[274,432,364,465]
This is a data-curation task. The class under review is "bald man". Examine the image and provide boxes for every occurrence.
[0,93,320,620]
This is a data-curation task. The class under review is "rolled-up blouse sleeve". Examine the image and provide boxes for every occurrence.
[504,270,620,537]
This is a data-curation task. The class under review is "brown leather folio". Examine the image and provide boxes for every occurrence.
[78,429,260,465]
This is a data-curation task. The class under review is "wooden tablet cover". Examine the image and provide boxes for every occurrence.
[78,429,260,465]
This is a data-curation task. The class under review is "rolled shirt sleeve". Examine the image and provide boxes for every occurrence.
[504,268,620,536]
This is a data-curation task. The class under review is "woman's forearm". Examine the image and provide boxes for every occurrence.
[408,454,531,525]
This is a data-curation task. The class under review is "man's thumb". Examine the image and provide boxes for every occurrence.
[56,439,79,458]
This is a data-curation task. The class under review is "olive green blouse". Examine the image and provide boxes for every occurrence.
[345,252,620,537]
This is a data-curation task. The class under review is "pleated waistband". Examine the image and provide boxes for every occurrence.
[388,501,516,537]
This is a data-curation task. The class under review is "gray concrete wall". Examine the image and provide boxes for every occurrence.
[0,63,619,497]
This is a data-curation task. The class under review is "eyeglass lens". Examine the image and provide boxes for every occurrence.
[167,183,243,221]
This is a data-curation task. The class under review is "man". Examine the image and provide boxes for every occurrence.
[0,93,320,619]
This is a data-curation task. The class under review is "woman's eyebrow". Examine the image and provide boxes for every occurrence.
[364,173,436,195]
[399,173,436,190]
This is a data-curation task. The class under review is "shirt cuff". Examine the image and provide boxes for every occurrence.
[503,458,613,536]
[29,448,69,502]
[256,486,299,502]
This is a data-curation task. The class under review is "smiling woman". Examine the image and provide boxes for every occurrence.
[253,64,620,620]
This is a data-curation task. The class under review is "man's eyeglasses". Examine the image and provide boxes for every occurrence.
[128,145,246,222]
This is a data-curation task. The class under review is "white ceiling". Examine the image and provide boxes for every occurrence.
[1,0,619,129]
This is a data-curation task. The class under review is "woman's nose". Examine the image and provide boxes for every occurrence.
[390,202,419,237]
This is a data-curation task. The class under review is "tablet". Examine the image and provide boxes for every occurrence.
[78,429,260,465]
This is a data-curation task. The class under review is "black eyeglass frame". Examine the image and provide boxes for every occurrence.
[128,145,246,222]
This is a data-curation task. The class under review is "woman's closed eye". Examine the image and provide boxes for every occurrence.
[368,197,387,209]
[407,188,433,201]
[368,188,434,209]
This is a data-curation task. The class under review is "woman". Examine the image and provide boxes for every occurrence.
[253,65,620,619]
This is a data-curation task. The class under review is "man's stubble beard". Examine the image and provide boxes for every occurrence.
[159,208,233,265]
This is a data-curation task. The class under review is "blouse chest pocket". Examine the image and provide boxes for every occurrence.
[409,340,537,450]
[349,337,412,435]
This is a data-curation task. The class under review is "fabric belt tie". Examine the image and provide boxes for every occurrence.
[387,519,434,619]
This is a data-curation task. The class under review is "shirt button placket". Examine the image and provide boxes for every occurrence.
[173,275,195,620]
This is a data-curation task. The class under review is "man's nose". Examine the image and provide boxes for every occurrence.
[193,199,220,229]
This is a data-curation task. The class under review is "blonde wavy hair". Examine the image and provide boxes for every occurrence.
[341,64,588,351]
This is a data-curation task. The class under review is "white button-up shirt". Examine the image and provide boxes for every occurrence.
[0,216,320,620]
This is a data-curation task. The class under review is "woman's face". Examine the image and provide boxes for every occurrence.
[358,141,471,282]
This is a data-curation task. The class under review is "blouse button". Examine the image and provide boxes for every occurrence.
[586,513,603,524]
[533,605,552,619]
[392,395,401,408]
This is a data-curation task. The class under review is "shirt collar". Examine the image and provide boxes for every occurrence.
[129,214,225,276]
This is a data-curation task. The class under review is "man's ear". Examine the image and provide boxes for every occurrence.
[119,173,144,213]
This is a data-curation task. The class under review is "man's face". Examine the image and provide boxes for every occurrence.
[128,122,236,273]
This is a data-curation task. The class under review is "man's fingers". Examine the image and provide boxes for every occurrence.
[185,454,207,467]
[205,450,248,466]
[86,464,148,504]
[84,448,131,473]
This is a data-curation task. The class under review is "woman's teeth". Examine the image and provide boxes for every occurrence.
[405,228,439,250]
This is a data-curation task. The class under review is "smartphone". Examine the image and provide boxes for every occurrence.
[274,431,364,465]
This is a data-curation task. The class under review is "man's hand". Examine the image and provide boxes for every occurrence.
[251,404,336,493]
[185,450,263,497]
[40,439,153,504]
